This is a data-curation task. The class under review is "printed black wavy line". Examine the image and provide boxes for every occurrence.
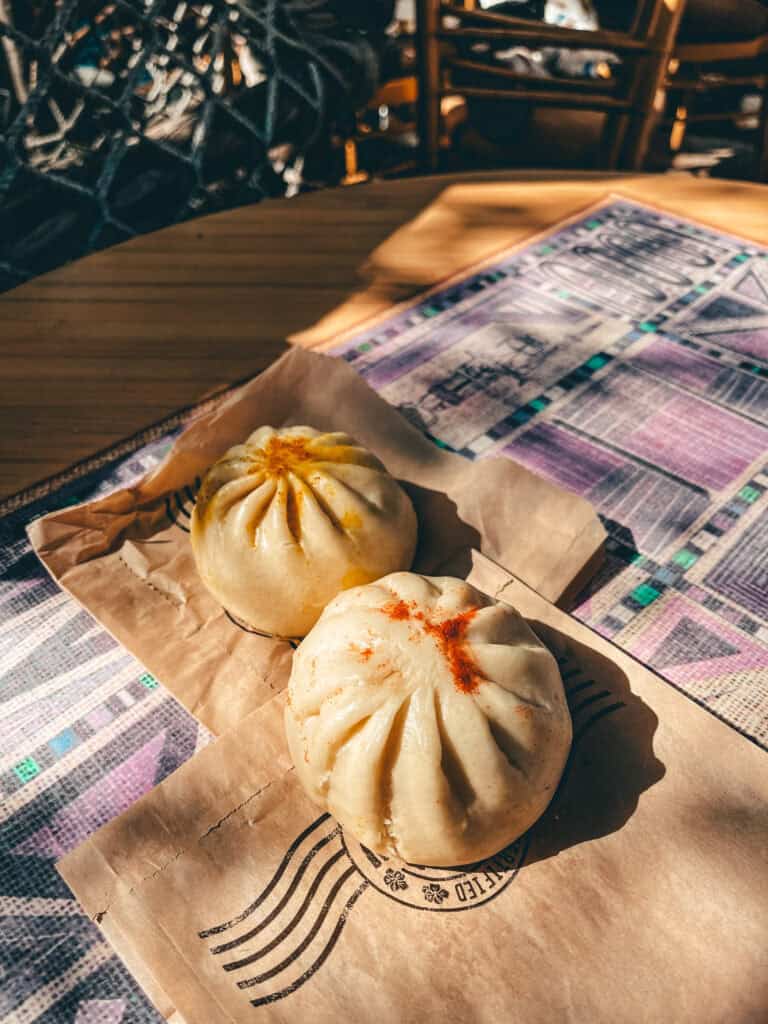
[164,495,190,533]
[198,814,332,938]
[175,492,192,520]
[570,690,612,717]
[361,845,385,869]
[566,679,596,698]
[573,701,626,747]
[184,484,198,504]
[223,609,276,638]
[223,848,348,969]
[223,610,301,649]
[212,832,344,955]
[247,880,370,1006]
[237,865,360,988]
[238,868,366,991]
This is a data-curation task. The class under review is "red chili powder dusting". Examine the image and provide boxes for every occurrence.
[349,643,375,662]
[382,599,414,621]
[381,598,482,694]
[424,609,481,694]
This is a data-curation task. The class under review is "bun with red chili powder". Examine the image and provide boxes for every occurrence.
[284,572,572,866]
[190,426,417,638]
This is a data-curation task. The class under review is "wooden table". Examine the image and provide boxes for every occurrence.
[4,165,768,1024]
[3,170,768,501]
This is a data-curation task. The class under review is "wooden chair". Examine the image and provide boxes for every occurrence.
[341,76,420,185]
[416,0,686,172]
[664,33,768,180]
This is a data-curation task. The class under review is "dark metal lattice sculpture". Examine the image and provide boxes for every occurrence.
[0,1,390,291]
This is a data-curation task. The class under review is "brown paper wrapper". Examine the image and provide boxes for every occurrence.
[57,553,768,1023]
[27,346,604,736]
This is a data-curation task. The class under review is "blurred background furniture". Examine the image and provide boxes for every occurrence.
[4,1,768,297]
[415,0,684,172]
[664,1,768,180]
[589,0,768,178]
[342,74,419,183]
[0,0,395,291]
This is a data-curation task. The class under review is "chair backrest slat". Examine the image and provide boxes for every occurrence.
[417,0,686,171]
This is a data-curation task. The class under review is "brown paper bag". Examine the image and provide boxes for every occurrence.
[27,347,604,736]
[58,554,768,1024]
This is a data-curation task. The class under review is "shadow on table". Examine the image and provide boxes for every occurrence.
[523,623,666,867]
[404,481,482,580]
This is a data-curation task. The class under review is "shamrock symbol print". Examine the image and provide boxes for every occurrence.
[384,869,408,892]
[422,883,449,905]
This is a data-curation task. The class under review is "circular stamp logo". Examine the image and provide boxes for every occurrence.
[341,830,528,912]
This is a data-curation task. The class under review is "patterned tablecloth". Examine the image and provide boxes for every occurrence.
[2,197,766,1022]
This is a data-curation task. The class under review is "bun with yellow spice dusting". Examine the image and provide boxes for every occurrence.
[191,426,417,637]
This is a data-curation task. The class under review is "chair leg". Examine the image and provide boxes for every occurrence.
[601,112,630,170]
[621,55,666,170]
[416,0,441,172]
[619,0,687,170]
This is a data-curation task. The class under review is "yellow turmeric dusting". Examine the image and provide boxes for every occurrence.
[340,509,363,531]
[195,431,381,524]
[256,435,314,476]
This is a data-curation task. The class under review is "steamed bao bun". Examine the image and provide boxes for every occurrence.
[191,426,417,637]
[285,572,572,866]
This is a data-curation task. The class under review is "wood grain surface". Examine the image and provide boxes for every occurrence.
[2,170,768,500]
